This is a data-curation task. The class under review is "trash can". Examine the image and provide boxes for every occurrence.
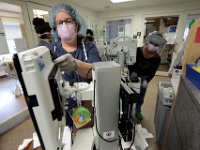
[154,81,174,144]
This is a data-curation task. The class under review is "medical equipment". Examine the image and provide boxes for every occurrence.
[92,37,139,149]
[92,61,137,149]
[106,35,137,71]
[154,82,174,144]
[13,46,138,150]
[13,46,69,150]
[99,35,140,146]
[92,61,121,150]
[0,58,22,96]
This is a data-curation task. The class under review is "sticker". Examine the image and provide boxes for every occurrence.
[37,56,45,71]
[103,130,115,139]
[70,106,91,129]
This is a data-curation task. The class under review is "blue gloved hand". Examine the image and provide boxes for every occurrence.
[54,53,78,71]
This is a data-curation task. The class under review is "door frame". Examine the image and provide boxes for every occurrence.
[0,0,36,48]
[26,1,51,47]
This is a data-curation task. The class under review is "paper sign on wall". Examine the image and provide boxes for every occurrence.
[195,27,200,43]
[14,38,28,52]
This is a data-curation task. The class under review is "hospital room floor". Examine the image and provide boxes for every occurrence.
[0,76,27,124]
[0,75,170,150]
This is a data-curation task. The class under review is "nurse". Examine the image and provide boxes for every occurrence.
[128,31,167,121]
[48,3,101,83]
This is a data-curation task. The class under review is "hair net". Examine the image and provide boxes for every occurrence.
[145,31,167,47]
[49,3,86,41]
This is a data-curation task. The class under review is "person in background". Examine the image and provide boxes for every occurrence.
[128,31,167,121]
[86,29,95,43]
[32,17,53,46]
[48,3,101,84]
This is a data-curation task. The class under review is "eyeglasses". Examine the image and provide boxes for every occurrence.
[55,18,75,27]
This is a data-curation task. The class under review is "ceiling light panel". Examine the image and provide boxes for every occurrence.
[110,0,135,3]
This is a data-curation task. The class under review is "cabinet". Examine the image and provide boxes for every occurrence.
[165,76,200,150]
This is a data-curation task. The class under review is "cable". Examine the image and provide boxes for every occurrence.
[93,79,136,148]
[93,80,124,143]
[82,40,88,61]
[94,112,123,142]
[86,67,92,79]
[119,135,123,150]
[128,122,136,149]
[127,85,138,149]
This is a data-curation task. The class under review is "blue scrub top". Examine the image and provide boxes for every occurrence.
[47,37,101,83]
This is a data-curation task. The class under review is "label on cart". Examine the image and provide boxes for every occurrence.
[37,56,45,71]
[103,130,115,139]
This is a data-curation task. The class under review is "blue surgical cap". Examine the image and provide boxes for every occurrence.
[49,3,86,41]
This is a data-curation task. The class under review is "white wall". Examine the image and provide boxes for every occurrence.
[98,1,200,48]
[23,0,99,29]
[2,0,200,50]
[26,0,99,46]
[0,11,24,24]
[3,23,22,39]
[0,0,98,48]
[25,0,99,47]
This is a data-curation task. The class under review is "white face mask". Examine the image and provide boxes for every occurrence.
[57,22,77,43]
[147,43,159,52]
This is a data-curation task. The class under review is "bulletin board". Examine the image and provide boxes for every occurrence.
[182,19,200,75]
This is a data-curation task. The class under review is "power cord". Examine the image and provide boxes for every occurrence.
[93,80,123,142]
[86,67,92,79]
[93,80,136,147]
[128,122,136,149]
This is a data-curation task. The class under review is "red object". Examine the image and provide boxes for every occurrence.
[195,27,200,43]
[186,64,200,90]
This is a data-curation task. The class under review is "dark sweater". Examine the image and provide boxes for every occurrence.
[128,47,161,82]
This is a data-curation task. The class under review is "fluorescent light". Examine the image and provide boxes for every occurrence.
[33,9,49,16]
[110,0,135,3]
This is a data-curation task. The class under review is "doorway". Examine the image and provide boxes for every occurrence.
[144,16,179,75]
[0,1,29,134]
[27,2,51,47]
[0,1,28,55]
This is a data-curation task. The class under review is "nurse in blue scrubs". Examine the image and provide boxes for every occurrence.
[47,3,101,127]
[48,3,101,83]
